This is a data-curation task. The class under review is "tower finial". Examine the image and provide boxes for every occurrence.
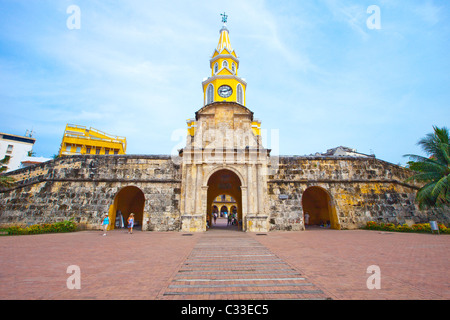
[221,12,228,24]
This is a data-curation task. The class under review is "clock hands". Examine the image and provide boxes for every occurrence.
[218,85,232,98]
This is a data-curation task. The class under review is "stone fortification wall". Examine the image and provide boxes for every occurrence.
[1,154,447,232]
[0,155,181,231]
[268,156,448,230]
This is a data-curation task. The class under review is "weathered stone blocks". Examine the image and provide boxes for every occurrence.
[1,154,448,232]
[0,155,181,231]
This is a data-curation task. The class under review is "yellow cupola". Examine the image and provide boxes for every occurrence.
[202,14,247,107]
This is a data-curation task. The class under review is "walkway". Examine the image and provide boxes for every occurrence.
[159,218,329,299]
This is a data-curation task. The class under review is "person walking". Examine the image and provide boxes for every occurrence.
[101,213,109,236]
[127,213,135,234]
[213,212,217,225]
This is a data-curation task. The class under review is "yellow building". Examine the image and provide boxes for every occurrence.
[58,124,127,156]
[212,194,238,216]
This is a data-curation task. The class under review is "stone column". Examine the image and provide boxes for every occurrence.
[240,185,248,231]
[201,185,208,231]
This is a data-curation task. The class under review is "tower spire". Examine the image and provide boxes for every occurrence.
[217,13,232,53]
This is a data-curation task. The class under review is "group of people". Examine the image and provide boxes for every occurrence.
[101,212,135,236]
[227,212,238,226]
[206,211,240,228]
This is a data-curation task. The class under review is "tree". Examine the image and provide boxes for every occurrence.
[404,126,450,209]
[0,156,15,188]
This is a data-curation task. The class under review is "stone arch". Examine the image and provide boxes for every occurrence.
[220,205,229,215]
[205,168,244,230]
[301,186,340,230]
[108,186,145,231]
[204,166,245,188]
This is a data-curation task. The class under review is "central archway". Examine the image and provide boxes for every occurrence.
[206,169,243,230]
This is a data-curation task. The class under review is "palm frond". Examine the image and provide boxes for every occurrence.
[404,126,450,209]
[431,174,449,197]
[416,182,438,209]
[417,126,450,157]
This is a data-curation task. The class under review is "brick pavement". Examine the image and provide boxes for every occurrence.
[0,220,448,300]
[250,227,449,300]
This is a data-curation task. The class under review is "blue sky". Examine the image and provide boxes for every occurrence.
[0,0,448,165]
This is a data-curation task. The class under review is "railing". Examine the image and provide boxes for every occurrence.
[63,133,126,146]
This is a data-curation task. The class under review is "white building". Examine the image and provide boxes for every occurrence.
[20,156,52,169]
[0,132,36,172]
[315,146,376,158]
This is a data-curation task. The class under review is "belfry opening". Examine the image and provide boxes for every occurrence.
[108,186,145,231]
[206,169,242,231]
[302,186,340,230]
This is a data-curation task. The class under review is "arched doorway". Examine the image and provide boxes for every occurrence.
[206,169,243,230]
[211,194,238,218]
[108,186,145,230]
[301,186,339,229]
[220,205,228,216]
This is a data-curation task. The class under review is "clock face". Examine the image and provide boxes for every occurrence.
[218,85,233,98]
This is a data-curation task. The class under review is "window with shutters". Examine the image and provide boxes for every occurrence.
[237,84,243,104]
[206,84,214,105]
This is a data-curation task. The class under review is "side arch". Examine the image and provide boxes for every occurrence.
[301,186,340,230]
[108,186,145,230]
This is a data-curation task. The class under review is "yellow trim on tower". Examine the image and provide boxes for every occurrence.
[203,23,247,107]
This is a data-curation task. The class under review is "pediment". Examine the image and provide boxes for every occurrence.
[195,102,253,121]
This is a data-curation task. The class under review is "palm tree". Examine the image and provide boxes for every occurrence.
[0,156,15,188]
[404,126,450,209]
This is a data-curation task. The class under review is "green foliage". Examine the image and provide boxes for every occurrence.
[363,221,449,234]
[0,156,15,188]
[404,126,450,209]
[5,220,77,235]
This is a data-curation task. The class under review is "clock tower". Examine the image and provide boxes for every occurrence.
[180,15,270,234]
[202,16,247,106]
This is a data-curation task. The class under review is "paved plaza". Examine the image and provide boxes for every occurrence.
[0,218,448,300]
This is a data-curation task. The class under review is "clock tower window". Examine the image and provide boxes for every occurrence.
[237,84,243,105]
[206,84,214,104]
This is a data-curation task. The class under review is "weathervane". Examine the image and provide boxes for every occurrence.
[221,12,228,24]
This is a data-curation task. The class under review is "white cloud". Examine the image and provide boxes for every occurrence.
[0,0,448,165]
[323,0,369,39]
[413,0,442,25]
